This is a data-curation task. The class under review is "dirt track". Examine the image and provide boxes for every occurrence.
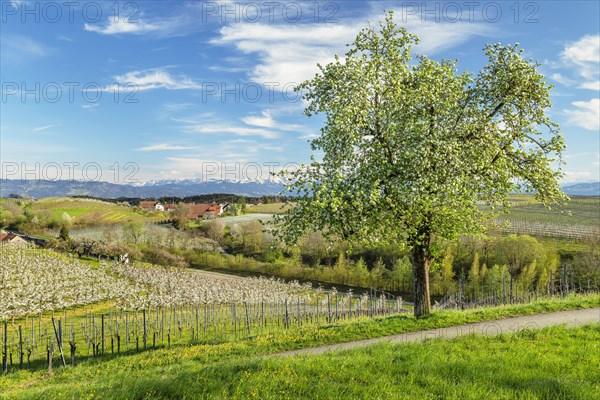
[275,307,600,357]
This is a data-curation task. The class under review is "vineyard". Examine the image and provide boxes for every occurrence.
[25,197,161,226]
[492,219,599,240]
[0,247,404,373]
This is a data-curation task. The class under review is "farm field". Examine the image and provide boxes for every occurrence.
[490,195,600,240]
[26,198,161,225]
[2,322,598,399]
[243,197,600,239]
[206,213,274,226]
[246,202,292,214]
[502,195,599,226]
[188,213,274,230]
[243,197,600,224]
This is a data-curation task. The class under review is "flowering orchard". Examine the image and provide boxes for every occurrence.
[0,247,404,373]
[0,247,129,319]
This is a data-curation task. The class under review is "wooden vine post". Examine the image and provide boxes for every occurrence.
[51,317,67,367]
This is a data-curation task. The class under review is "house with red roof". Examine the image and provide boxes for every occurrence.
[0,232,29,248]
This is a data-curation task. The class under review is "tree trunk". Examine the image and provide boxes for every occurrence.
[412,245,432,317]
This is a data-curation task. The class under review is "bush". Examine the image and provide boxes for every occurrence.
[143,247,188,268]
[96,242,143,261]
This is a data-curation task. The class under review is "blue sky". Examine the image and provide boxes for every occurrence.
[1,0,598,184]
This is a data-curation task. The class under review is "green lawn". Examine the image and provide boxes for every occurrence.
[1,294,598,399]
[2,324,597,399]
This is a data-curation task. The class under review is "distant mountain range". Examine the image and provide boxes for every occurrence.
[0,179,287,198]
[0,179,598,199]
[561,182,600,196]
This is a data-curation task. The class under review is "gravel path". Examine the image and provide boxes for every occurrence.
[275,307,600,357]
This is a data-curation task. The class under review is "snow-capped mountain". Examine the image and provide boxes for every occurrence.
[0,178,287,198]
[1,179,597,199]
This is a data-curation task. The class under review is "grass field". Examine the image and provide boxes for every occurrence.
[246,202,292,214]
[2,323,597,399]
[496,195,599,226]
[26,198,161,225]
[1,294,598,398]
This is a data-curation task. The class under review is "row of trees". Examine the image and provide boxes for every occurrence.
[192,226,599,299]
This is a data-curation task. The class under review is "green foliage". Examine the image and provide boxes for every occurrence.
[332,251,349,284]
[468,253,481,297]
[206,218,226,246]
[438,248,456,295]
[173,202,191,230]
[570,236,600,286]
[123,221,145,244]
[352,257,370,287]
[370,257,386,287]
[226,203,243,216]
[0,201,23,229]
[58,224,70,242]
[240,197,247,214]
[298,230,330,265]
[241,220,265,254]
[142,247,188,268]
[495,234,546,278]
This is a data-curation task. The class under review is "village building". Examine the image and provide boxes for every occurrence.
[0,232,30,248]
[163,203,177,212]
[138,201,164,211]
[188,203,228,219]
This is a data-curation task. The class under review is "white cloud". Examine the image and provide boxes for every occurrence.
[83,7,203,38]
[550,73,575,86]
[299,132,320,141]
[398,15,493,54]
[561,34,600,90]
[562,35,600,69]
[178,109,306,139]
[212,12,492,85]
[82,103,99,111]
[85,17,165,36]
[561,170,598,183]
[242,110,303,131]
[213,23,356,85]
[56,35,73,42]
[186,124,280,139]
[0,35,49,63]
[152,156,290,182]
[564,98,600,131]
[243,110,276,128]
[208,65,247,73]
[163,102,195,111]
[580,81,600,91]
[32,124,54,132]
[137,144,195,152]
[111,69,200,91]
